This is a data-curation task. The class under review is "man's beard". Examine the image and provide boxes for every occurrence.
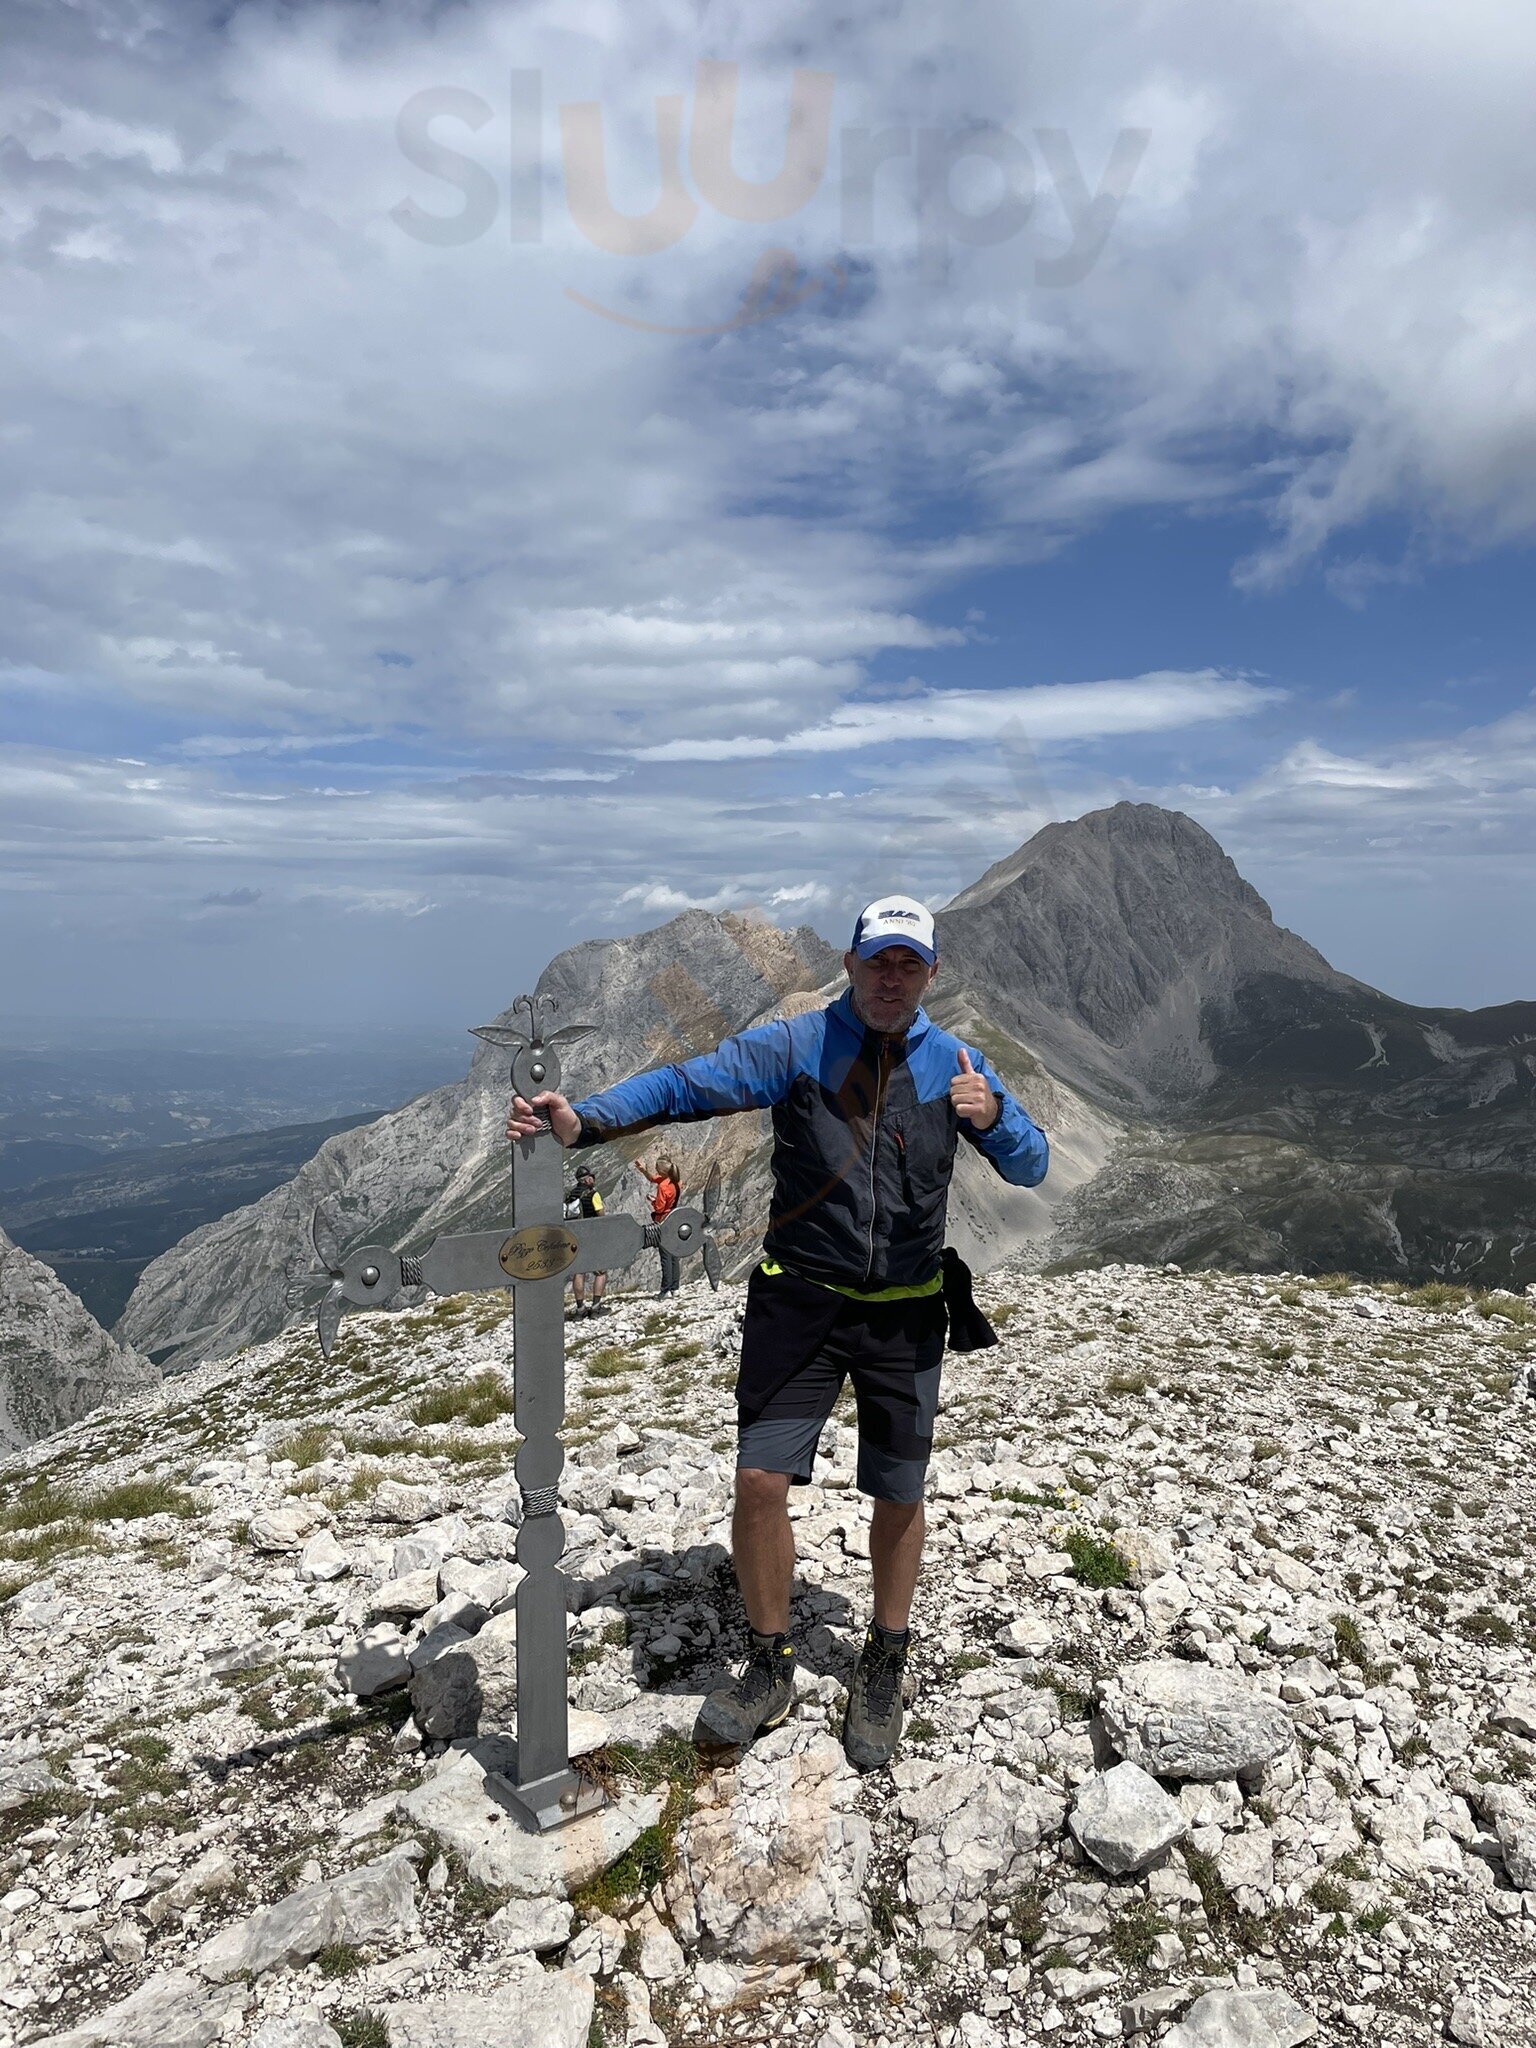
[850,987,921,1037]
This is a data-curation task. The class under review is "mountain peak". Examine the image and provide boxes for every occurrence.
[936,802,1350,1105]
[944,802,1264,918]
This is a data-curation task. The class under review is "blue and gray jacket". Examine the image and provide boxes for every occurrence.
[570,989,1048,1293]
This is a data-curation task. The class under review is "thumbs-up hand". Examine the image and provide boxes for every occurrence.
[949,1047,1000,1130]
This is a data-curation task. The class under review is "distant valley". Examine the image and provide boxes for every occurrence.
[0,1115,375,1332]
[0,1016,464,1185]
[0,1018,465,1335]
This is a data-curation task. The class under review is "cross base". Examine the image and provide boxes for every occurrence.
[493,1763,607,1834]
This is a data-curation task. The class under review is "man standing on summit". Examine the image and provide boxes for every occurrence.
[504,897,1048,1770]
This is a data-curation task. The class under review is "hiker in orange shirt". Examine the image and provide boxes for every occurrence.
[634,1155,682,1297]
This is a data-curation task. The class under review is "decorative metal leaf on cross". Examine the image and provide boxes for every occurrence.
[287,993,722,1832]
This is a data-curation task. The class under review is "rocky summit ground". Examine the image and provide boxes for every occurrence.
[2,1258,1536,2048]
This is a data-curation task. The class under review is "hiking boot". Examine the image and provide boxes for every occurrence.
[842,1623,912,1772]
[696,1632,796,1748]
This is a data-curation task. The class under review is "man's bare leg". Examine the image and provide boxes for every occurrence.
[698,1468,798,1745]
[732,1468,795,1635]
[869,1498,925,1631]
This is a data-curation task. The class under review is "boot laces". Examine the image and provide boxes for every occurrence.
[859,1634,904,1720]
[735,1639,784,1709]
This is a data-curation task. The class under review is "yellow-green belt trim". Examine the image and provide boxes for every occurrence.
[759,1259,943,1302]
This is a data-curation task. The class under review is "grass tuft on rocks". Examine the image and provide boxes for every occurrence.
[409,1370,515,1429]
[1062,1526,1133,1590]
[88,1478,199,1521]
[1106,1896,1171,1969]
[569,1735,704,1917]
[316,1941,366,1979]
[274,1422,334,1468]
[585,1348,633,1382]
[334,2016,390,2048]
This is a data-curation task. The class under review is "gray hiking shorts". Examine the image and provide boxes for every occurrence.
[734,1263,945,1504]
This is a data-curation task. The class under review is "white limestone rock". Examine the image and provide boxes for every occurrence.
[1069,1760,1187,1875]
[337,1628,410,1698]
[1163,1989,1287,2048]
[370,1568,441,1619]
[487,1895,574,1954]
[247,2023,344,2048]
[195,1846,418,1982]
[371,1479,445,1524]
[401,1746,662,1896]
[299,1527,350,1581]
[666,1724,871,1964]
[386,1969,593,2048]
[1097,1660,1296,1781]
[998,1612,1055,1656]
[1138,1571,1193,1633]
[30,1970,244,2048]
[0,1757,54,1812]
[1493,1689,1536,1742]
[901,1760,1068,1959]
[247,1500,328,1553]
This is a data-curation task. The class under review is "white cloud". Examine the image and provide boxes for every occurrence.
[1,0,1532,760]
[637,671,1280,760]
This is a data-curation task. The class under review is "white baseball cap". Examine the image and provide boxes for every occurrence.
[852,895,937,965]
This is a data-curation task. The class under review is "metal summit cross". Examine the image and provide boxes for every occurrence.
[295,994,721,1832]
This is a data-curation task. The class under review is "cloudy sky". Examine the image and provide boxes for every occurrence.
[4,0,1535,1028]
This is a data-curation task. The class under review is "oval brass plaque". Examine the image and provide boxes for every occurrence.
[498,1225,579,1282]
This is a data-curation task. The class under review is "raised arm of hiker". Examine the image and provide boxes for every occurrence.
[510,1020,797,1156]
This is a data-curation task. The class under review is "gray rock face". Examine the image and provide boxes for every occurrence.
[0,1225,156,1452]
[409,1608,518,1737]
[117,911,838,1364]
[1161,1989,1318,2048]
[1098,1660,1296,1782]
[1069,1760,1188,1875]
[33,1970,243,2048]
[939,802,1352,1110]
[666,1725,870,1964]
[387,1970,593,2048]
[194,1846,418,1982]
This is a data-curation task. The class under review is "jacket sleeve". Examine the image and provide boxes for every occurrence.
[570,1019,797,1145]
[956,1043,1050,1187]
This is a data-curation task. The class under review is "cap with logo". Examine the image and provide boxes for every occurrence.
[851,895,937,966]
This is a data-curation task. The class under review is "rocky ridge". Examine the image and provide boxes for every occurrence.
[109,805,1536,1377]
[3,1258,1536,2045]
[0,1228,156,1454]
[114,913,840,1369]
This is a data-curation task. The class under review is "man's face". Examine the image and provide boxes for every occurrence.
[843,944,939,1035]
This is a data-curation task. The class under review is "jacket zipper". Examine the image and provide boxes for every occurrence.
[864,1036,893,1285]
